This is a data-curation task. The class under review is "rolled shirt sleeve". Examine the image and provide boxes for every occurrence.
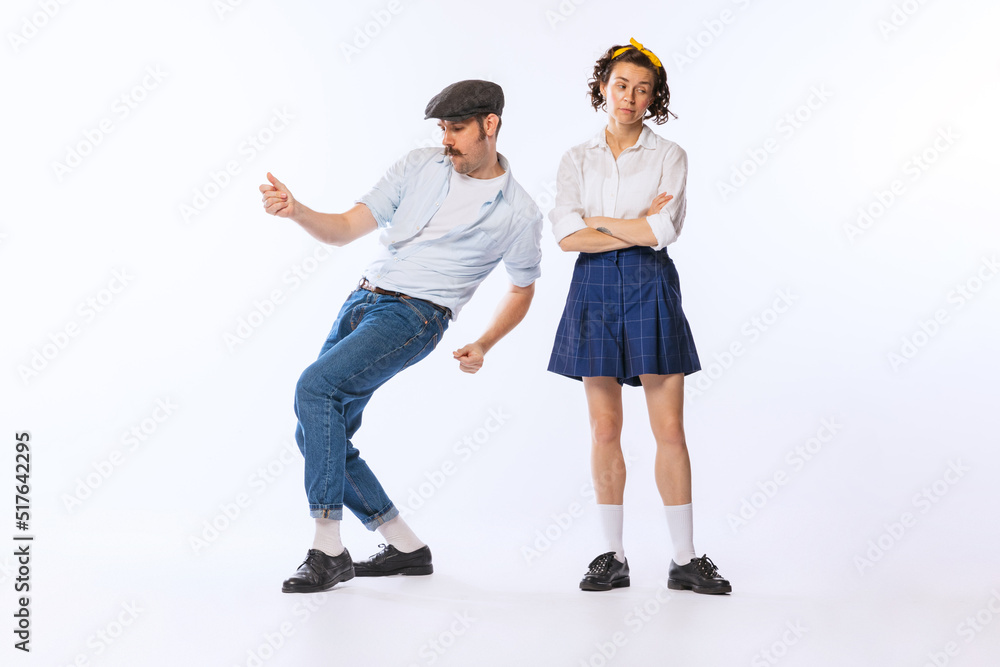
[357,152,412,229]
[502,209,543,287]
[548,150,589,243]
[645,145,688,251]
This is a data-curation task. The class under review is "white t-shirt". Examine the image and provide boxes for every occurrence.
[395,169,506,249]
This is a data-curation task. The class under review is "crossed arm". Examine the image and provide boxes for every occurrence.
[557,193,673,253]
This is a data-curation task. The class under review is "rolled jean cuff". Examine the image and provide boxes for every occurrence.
[308,505,344,520]
[362,504,399,531]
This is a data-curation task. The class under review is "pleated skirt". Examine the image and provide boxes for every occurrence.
[548,246,701,387]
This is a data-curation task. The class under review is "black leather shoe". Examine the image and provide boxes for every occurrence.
[281,548,355,593]
[353,544,433,577]
[667,554,731,595]
[580,551,630,591]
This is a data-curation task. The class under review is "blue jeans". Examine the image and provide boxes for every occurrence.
[294,288,449,528]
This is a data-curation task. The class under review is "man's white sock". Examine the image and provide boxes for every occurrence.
[598,504,626,562]
[377,515,426,553]
[664,503,697,565]
[312,517,344,557]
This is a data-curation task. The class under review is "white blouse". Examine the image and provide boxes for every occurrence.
[549,124,687,251]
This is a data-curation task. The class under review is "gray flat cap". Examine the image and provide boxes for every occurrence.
[424,79,504,121]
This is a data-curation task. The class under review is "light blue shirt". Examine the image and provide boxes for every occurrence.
[358,148,543,320]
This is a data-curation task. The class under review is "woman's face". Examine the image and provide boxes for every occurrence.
[600,62,656,126]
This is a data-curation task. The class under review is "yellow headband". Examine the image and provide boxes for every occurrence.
[611,38,662,69]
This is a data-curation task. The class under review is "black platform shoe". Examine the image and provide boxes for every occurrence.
[580,551,630,591]
[667,554,731,595]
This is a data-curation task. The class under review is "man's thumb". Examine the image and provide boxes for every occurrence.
[267,172,282,188]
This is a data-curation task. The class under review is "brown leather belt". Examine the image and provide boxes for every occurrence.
[358,278,452,319]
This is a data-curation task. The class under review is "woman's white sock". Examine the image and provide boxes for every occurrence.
[598,504,626,562]
[664,503,696,565]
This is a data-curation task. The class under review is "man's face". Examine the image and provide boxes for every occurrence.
[438,118,489,175]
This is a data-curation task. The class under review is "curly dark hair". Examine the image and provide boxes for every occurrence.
[589,44,676,124]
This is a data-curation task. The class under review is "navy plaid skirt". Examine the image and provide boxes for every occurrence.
[548,246,701,386]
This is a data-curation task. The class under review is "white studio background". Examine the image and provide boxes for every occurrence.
[2,1,999,665]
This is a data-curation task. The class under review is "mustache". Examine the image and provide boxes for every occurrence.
[442,147,463,156]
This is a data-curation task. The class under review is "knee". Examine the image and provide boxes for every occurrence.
[653,423,687,451]
[296,363,333,401]
[590,416,623,449]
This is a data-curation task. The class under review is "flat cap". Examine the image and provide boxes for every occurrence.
[424,79,504,121]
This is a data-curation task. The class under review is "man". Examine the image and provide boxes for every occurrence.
[260,80,542,594]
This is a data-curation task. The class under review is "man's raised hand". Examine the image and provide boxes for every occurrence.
[260,172,297,218]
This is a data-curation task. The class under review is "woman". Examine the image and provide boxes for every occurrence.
[548,39,731,594]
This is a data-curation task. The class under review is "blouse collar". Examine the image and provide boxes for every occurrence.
[587,123,656,152]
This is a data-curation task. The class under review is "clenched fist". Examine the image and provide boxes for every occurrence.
[453,343,486,374]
